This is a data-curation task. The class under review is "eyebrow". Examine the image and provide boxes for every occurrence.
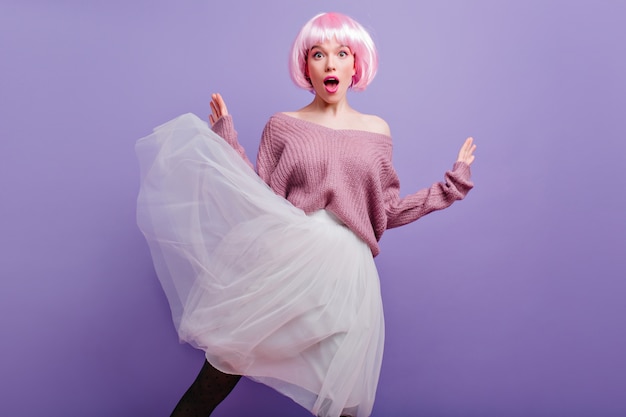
[309,44,352,52]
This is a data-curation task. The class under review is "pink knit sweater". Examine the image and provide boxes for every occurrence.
[212,113,473,256]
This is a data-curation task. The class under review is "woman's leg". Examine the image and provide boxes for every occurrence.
[170,360,241,417]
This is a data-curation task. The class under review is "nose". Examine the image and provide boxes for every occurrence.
[325,57,336,72]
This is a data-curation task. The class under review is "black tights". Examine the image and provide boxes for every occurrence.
[170,360,241,417]
[170,359,353,417]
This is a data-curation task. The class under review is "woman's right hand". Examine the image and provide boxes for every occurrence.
[209,93,228,126]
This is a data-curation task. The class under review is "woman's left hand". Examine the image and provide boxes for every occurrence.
[457,137,476,166]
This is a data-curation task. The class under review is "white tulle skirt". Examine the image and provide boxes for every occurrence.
[135,113,384,417]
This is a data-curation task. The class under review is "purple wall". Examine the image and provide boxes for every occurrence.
[1,1,625,416]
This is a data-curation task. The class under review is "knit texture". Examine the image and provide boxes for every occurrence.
[212,113,473,256]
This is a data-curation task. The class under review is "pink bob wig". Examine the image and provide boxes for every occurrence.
[289,12,378,92]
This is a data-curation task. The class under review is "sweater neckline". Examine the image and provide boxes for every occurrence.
[274,112,392,139]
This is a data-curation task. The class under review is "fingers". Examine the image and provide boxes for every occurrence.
[208,93,229,127]
[213,93,228,116]
[209,103,217,126]
[457,137,477,165]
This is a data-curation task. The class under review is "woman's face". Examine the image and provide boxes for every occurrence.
[306,38,356,103]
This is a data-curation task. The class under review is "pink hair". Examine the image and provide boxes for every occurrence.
[289,12,378,92]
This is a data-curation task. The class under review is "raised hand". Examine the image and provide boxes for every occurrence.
[457,137,476,166]
[209,93,229,126]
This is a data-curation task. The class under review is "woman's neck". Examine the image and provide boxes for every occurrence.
[301,95,354,117]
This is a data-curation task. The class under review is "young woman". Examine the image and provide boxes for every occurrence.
[136,12,475,417]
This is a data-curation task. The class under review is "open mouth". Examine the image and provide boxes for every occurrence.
[323,77,339,93]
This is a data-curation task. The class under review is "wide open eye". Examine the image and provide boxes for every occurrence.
[312,51,324,59]
[338,47,353,58]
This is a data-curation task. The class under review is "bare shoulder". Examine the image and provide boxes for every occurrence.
[359,114,391,137]
[280,111,300,118]
[278,109,391,137]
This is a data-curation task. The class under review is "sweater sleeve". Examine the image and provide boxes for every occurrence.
[211,114,254,170]
[384,161,474,229]
[256,118,280,185]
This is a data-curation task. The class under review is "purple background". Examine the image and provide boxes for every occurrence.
[2,1,625,416]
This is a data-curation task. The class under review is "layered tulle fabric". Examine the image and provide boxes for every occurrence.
[136,113,384,417]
